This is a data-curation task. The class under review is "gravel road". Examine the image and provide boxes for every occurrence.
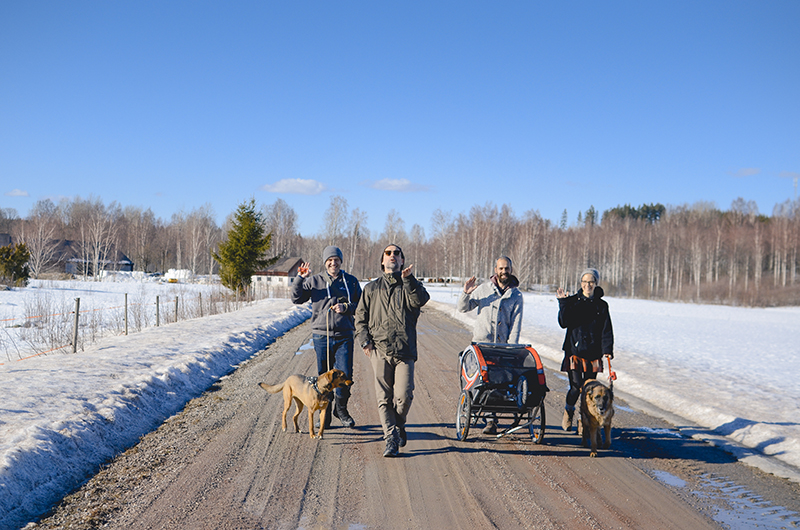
[30,308,800,529]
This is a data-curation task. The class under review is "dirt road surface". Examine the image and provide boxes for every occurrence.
[32,308,800,529]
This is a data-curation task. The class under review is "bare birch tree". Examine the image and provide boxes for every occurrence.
[409,223,426,276]
[323,195,348,245]
[431,209,453,279]
[381,209,406,246]
[15,199,60,278]
[263,198,298,258]
[347,208,369,275]
[186,204,216,276]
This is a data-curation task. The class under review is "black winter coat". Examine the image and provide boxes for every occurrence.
[557,286,614,370]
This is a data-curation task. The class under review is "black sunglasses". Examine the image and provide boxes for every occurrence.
[384,249,402,256]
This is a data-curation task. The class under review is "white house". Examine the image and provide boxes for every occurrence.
[252,257,303,294]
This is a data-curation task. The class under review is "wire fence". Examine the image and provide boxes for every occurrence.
[0,284,285,364]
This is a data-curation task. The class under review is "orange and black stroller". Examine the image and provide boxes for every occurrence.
[456,342,548,444]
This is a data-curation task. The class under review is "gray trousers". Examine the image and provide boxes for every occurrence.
[369,350,415,441]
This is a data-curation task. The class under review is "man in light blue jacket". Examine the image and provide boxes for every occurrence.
[457,255,523,433]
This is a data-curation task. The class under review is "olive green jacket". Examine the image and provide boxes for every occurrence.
[355,272,430,361]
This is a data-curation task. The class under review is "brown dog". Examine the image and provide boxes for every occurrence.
[578,378,614,457]
[259,368,352,439]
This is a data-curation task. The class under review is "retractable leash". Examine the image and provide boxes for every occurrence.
[326,305,333,372]
[606,356,617,383]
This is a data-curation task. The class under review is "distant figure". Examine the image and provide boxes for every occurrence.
[457,255,523,434]
[291,246,362,429]
[355,243,430,457]
[556,268,614,432]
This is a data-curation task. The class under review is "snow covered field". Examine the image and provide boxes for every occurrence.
[429,285,800,483]
[1,279,798,529]
[0,276,239,362]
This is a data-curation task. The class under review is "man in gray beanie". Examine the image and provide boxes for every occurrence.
[291,245,362,428]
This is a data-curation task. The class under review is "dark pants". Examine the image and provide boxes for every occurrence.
[312,334,354,399]
[566,369,597,408]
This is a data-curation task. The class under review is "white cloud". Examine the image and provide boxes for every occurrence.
[366,178,431,192]
[261,179,327,195]
[5,189,29,197]
[733,168,761,178]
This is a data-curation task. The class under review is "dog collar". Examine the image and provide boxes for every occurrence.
[305,376,331,398]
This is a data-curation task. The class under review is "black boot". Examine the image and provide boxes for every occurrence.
[335,396,356,428]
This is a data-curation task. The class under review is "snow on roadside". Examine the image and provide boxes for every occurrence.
[0,299,310,530]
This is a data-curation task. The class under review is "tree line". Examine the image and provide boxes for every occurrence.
[2,194,798,306]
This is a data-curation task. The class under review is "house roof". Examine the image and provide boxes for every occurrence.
[53,240,133,265]
[254,257,303,275]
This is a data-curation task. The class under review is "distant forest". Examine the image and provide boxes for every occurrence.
[2,194,798,306]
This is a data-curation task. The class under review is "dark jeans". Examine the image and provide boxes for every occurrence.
[312,334,354,399]
[566,369,597,409]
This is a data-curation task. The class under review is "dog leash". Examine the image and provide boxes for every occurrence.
[606,356,617,381]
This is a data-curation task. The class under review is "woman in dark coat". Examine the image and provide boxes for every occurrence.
[556,268,614,432]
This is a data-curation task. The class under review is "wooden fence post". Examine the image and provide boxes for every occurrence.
[72,298,80,353]
[175,296,179,323]
[124,293,128,336]
[156,295,160,327]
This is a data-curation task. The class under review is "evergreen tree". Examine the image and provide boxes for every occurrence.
[0,242,31,287]
[212,199,277,294]
[585,205,597,227]
[602,202,666,224]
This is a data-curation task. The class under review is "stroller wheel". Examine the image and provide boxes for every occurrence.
[456,391,472,441]
[528,401,546,444]
[516,376,529,408]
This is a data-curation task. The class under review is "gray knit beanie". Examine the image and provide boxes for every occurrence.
[322,246,343,263]
[580,268,600,283]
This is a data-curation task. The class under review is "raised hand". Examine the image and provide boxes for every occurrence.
[463,276,478,294]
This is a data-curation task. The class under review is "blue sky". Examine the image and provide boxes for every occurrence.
[2,2,798,237]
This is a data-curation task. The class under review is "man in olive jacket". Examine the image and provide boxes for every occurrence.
[355,243,430,457]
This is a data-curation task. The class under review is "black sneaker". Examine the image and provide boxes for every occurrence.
[396,426,407,447]
[383,437,399,457]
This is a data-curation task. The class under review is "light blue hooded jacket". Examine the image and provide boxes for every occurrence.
[457,274,523,344]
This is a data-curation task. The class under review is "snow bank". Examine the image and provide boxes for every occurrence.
[0,299,310,530]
